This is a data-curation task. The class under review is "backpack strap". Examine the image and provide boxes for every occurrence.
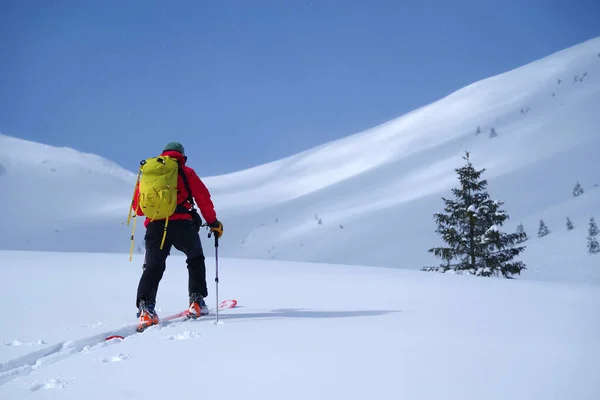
[177,165,203,229]
[178,166,195,207]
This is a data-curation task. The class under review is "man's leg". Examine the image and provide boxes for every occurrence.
[168,220,208,308]
[136,221,172,312]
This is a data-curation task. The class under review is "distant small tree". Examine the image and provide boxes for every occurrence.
[538,219,550,237]
[566,217,574,231]
[489,127,498,138]
[587,216,599,255]
[476,125,481,135]
[557,78,562,85]
[573,181,584,197]
[515,223,527,243]
[422,151,526,278]
[589,216,598,237]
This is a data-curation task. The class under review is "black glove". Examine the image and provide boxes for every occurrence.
[208,219,223,238]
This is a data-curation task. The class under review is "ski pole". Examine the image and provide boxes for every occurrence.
[214,234,219,324]
[207,225,220,324]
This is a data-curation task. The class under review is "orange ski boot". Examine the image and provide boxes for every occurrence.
[187,297,209,319]
[136,308,159,332]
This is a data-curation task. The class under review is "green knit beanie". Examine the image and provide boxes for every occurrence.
[163,141,185,154]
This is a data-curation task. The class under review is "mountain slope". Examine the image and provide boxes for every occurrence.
[1,37,600,282]
[1,251,599,399]
[0,134,136,253]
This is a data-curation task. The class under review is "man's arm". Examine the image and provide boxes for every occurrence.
[186,168,217,224]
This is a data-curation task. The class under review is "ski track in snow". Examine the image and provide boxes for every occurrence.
[0,316,179,386]
[0,305,235,386]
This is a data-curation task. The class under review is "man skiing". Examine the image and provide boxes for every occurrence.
[131,141,223,330]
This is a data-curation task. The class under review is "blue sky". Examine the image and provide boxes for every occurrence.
[1,0,599,176]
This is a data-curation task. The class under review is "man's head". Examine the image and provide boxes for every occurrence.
[163,141,185,155]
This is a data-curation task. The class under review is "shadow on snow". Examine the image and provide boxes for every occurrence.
[214,308,400,322]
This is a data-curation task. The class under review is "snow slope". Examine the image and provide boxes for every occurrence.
[0,250,599,400]
[2,37,600,283]
[0,134,135,253]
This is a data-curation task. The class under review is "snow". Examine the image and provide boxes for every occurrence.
[0,250,599,399]
[2,37,600,285]
[1,35,600,399]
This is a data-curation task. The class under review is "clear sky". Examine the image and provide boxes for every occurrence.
[1,0,599,176]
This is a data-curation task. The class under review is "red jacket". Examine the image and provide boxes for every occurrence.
[132,150,217,227]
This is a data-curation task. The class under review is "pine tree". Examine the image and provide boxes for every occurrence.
[587,216,599,255]
[588,216,598,237]
[588,237,600,254]
[423,151,526,278]
[538,219,549,237]
[566,217,574,231]
[573,181,584,197]
[516,223,527,243]
[489,128,498,138]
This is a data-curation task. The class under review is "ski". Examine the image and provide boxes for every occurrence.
[105,299,237,341]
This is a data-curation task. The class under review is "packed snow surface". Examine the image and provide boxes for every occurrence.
[0,250,599,400]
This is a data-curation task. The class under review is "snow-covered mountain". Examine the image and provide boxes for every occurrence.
[0,134,135,253]
[1,36,600,283]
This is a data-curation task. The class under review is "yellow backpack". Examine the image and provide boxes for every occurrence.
[127,155,180,260]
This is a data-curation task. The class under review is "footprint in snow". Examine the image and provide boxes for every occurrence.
[101,353,130,363]
[30,378,70,391]
[4,338,47,346]
[167,330,202,340]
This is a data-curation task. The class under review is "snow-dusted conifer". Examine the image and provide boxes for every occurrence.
[588,237,600,254]
[538,219,549,237]
[588,218,599,254]
[588,216,598,237]
[573,182,584,197]
[516,223,527,243]
[566,217,574,231]
[423,151,526,278]
[489,128,498,138]
[586,216,598,254]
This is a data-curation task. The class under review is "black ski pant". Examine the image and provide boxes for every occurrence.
[136,219,207,310]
